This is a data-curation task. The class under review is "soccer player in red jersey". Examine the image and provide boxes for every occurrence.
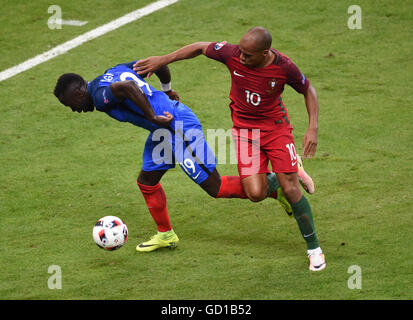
[134,27,325,271]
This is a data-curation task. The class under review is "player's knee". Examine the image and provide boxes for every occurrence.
[207,189,219,198]
[245,189,266,202]
[281,184,302,203]
[202,183,220,198]
[199,171,221,198]
[137,172,153,185]
[137,170,164,186]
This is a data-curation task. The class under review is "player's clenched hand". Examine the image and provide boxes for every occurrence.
[302,128,318,159]
[153,111,174,128]
[165,90,180,102]
[133,56,166,77]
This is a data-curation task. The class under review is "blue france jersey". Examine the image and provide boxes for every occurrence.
[87,61,177,132]
[86,61,217,184]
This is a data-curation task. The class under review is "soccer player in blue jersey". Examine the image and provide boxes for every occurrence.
[53,61,291,252]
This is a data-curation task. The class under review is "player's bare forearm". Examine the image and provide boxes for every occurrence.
[154,65,171,84]
[302,84,319,158]
[153,65,180,101]
[109,81,173,127]
[165,42,211,61]
[304,84,319,131]
[134,42,211,75]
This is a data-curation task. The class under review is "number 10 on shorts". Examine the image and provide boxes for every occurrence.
[286,143,298,166]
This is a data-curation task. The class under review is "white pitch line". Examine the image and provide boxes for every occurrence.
[61,20,88,26]
[0,0,178,82]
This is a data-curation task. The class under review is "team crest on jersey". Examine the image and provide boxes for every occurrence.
[214,41,227,50]
[266,78,277,93]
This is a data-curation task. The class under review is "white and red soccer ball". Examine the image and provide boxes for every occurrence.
[93,216,128,251]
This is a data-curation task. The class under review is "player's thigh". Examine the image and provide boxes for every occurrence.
[141,132,176,177]
[264,125,299,174]
[175,129,217,186]
[231,127,270,179]
[178,126,221,197]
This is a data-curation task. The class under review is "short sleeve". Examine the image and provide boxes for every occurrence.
[205,42,239,64]
[283,59,310,94]
[92,86,119,111]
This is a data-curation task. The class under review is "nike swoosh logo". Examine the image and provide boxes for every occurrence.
[303,231,315,238]
[192,172,201,180]
[233,70,245,77]
[138,243,155,248]
[291,161,297,166]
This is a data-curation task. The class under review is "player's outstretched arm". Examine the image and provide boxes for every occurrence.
[302,83,319,159]
[109,80,173,128]
[133,42,211,76]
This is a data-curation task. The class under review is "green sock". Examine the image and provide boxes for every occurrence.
[266,173,280,197]
[291,196,319,250]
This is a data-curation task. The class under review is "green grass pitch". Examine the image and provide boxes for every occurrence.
[0,0,412,300]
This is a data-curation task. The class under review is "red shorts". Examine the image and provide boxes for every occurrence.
[232,124,299,179]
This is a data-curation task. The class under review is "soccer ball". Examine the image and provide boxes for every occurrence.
[93,216,128,251]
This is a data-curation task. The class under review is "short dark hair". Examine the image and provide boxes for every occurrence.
[53,73,85,98]
[246,26,272,51]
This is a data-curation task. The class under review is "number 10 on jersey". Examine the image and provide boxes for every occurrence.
[245,90,261,106]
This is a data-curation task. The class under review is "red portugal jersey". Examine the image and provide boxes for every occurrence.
[205,41,310,131]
